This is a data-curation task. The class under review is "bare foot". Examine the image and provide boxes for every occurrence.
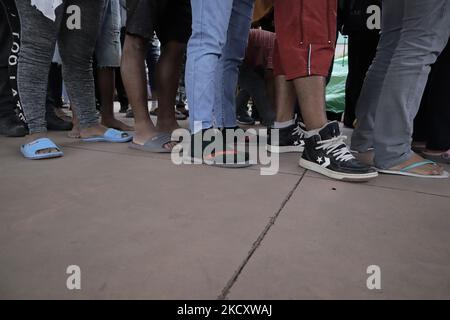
[156,120,180,134]
[79,124,108,139]
[390,152,444,176]
[133,127,177,151]
[101,118,134,132]
[68,125,80,138]
[69,109,80,138]
[26,133,59,155]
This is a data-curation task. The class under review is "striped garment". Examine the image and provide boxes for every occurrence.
[30,0,63,21]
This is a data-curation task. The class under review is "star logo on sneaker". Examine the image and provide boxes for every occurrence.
[321,157,331,168]
[294,141,300,146]
[317,157,323,164]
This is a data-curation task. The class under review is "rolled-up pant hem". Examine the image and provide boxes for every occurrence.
[375,150,414,170]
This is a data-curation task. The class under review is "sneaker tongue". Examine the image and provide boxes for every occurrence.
[319,122,341,140]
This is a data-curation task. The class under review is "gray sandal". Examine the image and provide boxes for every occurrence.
[129,133,175,153]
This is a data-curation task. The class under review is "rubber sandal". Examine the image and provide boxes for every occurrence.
[20,138,63,160]
[204,149,252,168]
[81,128,132,143]
[421,150,450,164]
[128,133,174,153]
[188,146,252,168]
[377,160,449,179]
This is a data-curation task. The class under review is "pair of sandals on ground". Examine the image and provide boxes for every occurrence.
[22,126,449,180]
[22,127,248,171]
[21,128,133,160]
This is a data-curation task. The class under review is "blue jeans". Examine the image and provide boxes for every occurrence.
[95,0,122,68]
[186,0,254,133]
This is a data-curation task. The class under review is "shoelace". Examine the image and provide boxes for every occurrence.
[316,135,355,162]
[292,124,305,139]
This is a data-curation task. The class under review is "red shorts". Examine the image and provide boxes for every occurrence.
[273,0,337,80]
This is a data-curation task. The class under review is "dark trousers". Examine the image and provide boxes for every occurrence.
[343,31,380,128]
[236,65,275,126]
[414,39,450,151]
[0,2,14,119]
[46,63,63,111]
[115,27,129,108]
[1,0,26,123]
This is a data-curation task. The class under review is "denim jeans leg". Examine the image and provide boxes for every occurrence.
[214,0,254,129]
[186,0,234,134]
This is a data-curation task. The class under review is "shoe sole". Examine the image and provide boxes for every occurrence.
[299,158,378,182]
[266,144,304,153]
[237,120,255,126]
[377,169,449,179]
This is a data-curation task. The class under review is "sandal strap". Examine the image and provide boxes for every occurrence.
[400,160,436,173]
[25,138,60,155]
[104,128,128,139]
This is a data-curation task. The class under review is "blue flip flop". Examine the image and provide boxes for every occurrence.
[81,128,133,143]
[20,138,64,160]
[377,160,450,179]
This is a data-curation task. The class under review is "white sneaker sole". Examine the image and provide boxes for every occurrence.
[299,158,379,182]
[266,144,304,153]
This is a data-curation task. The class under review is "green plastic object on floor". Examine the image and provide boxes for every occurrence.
[326,56,348,115]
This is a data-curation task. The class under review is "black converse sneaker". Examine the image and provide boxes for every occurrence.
[299,122,378,182]
[267,122,305,153]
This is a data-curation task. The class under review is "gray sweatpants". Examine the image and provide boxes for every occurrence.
[15,0,105,134]
[351,0,450,169]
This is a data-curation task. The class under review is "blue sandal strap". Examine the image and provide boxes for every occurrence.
[21,138,63,159]
[400,160,436,173]
[104,128,128,139]
[23,138,60,155]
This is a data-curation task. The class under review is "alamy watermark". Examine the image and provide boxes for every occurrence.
[367,5,381,30]
[66,265,81,290]
[366,265,382,290]
[66,5,82,30]
[170,126,280,176]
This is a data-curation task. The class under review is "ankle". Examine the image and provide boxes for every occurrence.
[27,132,47,142]
[101,115,116,122]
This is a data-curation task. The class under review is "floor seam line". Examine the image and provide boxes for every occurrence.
[306,174,450,199]
[217,170,307,300]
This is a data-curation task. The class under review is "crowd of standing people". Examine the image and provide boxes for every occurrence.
[0,0,449,181]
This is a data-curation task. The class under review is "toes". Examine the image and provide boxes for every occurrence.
[164,141,178,151]
[36,148,59,155]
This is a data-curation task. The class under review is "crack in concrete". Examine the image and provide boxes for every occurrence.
[217,170,307,300]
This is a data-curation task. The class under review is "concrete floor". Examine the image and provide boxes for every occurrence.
[0,112,449,300]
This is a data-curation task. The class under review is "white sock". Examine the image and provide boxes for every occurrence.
[272,119,295,129]
[304,122,330,138]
